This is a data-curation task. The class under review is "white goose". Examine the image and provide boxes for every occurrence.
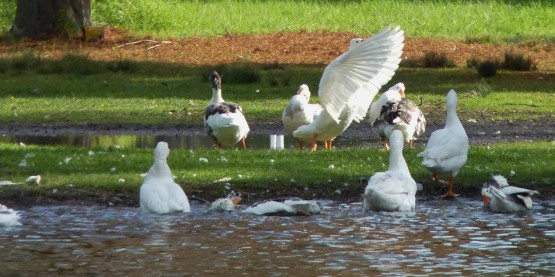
[282,84,323,148]
[292,25,405,151]
[363,130,417,212]
[204,71,250,150]
[482,175,539,213]
[380,96,426,149]
[140,142,191,214]
[417,89,468,199]
[242,198,321,216]
[0,204,22,227]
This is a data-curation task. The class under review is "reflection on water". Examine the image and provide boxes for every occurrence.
[1,199,554,275]
[0,134,381,149]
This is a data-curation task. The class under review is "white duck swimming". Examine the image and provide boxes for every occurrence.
[380,96,426,149]
[140,142,191,214]
[417,89,468,199]
[282,84,323,148]
[0,204,22,227]
[204,71,250,150]
[242,198,321,216]
[363,130,417,212]
[210,191,242,212]
[482,175,539,213]
[292,25,404,151]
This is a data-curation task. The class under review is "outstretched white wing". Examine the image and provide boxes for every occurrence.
[318,25,404,123]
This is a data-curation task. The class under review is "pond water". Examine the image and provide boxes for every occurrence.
[0,134,382,150]
[1,198,554,276]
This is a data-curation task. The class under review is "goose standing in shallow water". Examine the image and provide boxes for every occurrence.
[0,204,22,227]
[282,84,323,148]
[363,130,417,212]
[417,89,468,199]
[482,175,539,213]
[292,25,404,151]
[140,142,191,214]
[204,71,250,150]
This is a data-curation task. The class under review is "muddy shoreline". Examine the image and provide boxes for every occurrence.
[1,120,553,144]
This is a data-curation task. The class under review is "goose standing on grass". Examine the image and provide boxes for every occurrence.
[363,130,417,212]
[282,84,323,148]
[367,83,405,149]
[140,142,191,214]
[380,97,426,149]
[292,25,404,151]
[204,71,250,150]
[0,204,22,227]
[417,89,468,199]
[482,175,539,213]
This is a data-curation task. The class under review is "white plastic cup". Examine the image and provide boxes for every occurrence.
[270,135,277,149]
[277,135,284,150]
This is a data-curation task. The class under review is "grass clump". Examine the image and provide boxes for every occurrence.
[423,52,456,68]
[502,51,535,71]
[476,60,499,78]
[0,52,42,73]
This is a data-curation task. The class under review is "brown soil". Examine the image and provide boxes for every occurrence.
[1,26,554,70]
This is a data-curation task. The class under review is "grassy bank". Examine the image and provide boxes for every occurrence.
[0,57,553,125]
[1,1,554,43]
[0,140,553,204]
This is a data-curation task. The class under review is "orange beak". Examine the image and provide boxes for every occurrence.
[231,197,242,205]
[400,89,406,98]
[482,195,490,206]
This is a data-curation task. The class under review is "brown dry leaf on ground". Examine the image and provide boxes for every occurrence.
[1,26,554,70]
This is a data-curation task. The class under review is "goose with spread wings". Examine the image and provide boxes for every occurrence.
[292,26,405,151]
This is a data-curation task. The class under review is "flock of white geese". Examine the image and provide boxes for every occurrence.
[1,26,540,227]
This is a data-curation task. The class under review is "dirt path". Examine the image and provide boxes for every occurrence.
[1,27,554,70]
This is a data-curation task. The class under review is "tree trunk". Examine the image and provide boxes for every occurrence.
[10,0,92,39]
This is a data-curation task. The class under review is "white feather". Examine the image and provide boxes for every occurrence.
[293,25,404,145]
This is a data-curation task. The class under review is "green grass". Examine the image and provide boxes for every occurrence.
[1,141,553,200]
[1,0,554,43]
[0,57,553,125]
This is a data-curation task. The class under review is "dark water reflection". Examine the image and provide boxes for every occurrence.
[0,134,381,150]
[1,199,554,276]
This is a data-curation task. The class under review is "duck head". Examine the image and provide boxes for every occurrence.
[154,141,170,161]
[389,82,405,97]
[481,184,493,207]
[209,71,221,91]
[296,84,311,100]
[349,38,364,49]
[446,89,458,109]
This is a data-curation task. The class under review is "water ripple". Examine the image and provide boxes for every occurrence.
[0,199,553,275]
